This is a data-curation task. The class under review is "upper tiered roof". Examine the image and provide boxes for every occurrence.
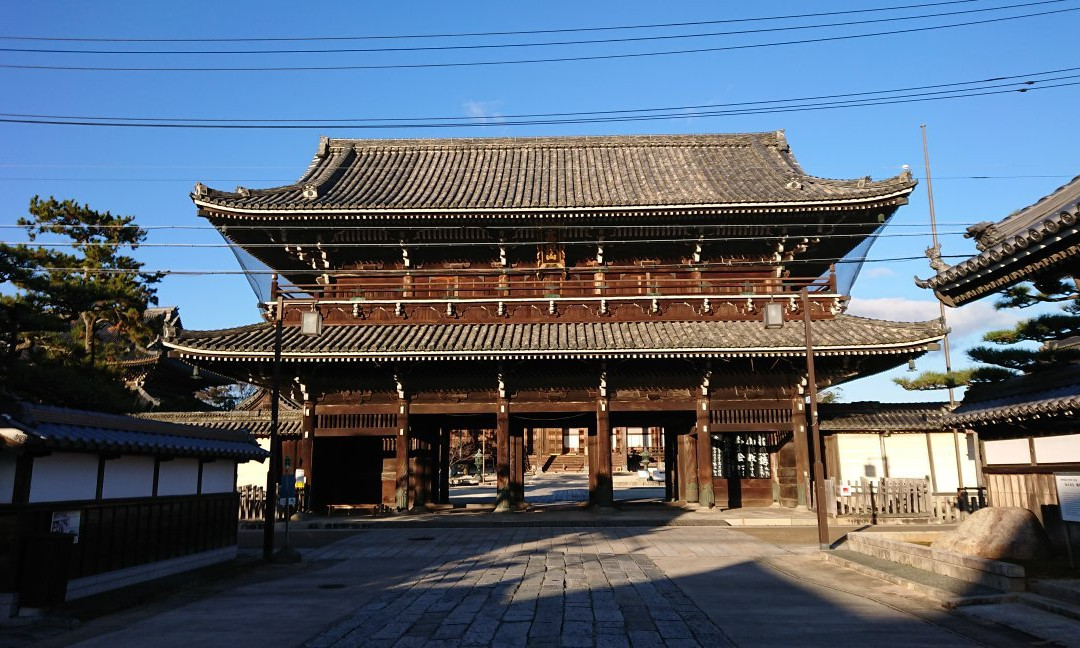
[193,132,916,216]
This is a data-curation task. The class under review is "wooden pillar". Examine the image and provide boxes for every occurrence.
[619,427,628,471]
[696,396,715,508]
[438,425,451,504]
[300,399,316,512]
[664,425,676,501]
[593,398,614,506]
[926,432,939,493]
[794,398,810,508]
[496,398,512,511]
[395,399,410,511]
[510,419,525,505]
[680,432,698,502]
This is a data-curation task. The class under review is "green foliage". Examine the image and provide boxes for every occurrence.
[896,277,1080,392]
[893,370,975,391]
[1,196,162,410]
[819,388,844,403]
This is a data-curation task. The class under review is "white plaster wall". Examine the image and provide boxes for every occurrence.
[201,461,236,493]
[29,453,98,503]
[962,433,980,487]
[929,432,978,492]
[0,453,16,504]
[157,458,199,496]
[1034,433,1080,464]
[101,456,154,499]
[835,435,884,482]
[984,438,1031,465]
[883,435,932,481]
[235,439,269,488]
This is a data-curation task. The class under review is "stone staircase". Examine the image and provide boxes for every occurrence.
[543,454,587,473]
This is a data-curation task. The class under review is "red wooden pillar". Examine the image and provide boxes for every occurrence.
[593,398,614,506]
[300,399,316,512]
[696,395,715,508]
[679,431,698,502]
[438,425,450,504]
[496,398,512,511]
[793,397,810,508]
[395,399,410,511]
[510,419,525,505]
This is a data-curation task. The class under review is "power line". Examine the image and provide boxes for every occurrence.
[2,79,1075,130]
[1,7,1073,72]
[2,175,1069,182]
[0,230,977,250]
[0,0,989,43]
[4,254,976,277]
[2,1,1059,56]
[3,65,1074,125]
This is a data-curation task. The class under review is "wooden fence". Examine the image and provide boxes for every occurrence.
[829,478,987,523]
[238,485,307,521]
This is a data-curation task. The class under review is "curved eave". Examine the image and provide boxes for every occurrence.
[193,188,914,220]
[949,397,1080,427]
[163,338,943,363]
[918,199,1080,306]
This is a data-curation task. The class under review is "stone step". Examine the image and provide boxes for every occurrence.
[1014,591,1080,622]
[1029,579,1080,607]
[824,549,1006,606]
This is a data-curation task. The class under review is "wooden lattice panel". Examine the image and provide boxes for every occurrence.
[317,412,399,436]
[710,401,795,432]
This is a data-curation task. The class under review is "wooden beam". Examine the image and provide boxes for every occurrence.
[594,398,614,507]
[395,399,410,511]
[680,431,697,503]
[496,398,511,511]
[793,399,810,507]
[300,399,315,512]
[696,395,715,508]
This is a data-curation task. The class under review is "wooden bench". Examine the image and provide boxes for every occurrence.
[326,503,389,517]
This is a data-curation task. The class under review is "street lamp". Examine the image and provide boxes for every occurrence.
[767,288,830,550]
[799,287,831,551]
[263,276,322,563]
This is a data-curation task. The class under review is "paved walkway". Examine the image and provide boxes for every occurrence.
[24,525,1036,648]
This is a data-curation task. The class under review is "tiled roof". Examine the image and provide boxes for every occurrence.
[948,364,1080,427]
[163,316,944,362]
[193,133,916,214]
[0,403,267,460]
[818,401,951,432]
[137,410,302,438]
[916,175,1080,306]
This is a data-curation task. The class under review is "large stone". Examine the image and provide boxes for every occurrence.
[931,506,1053,561]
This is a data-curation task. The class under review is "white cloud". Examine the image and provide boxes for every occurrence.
[846,296,1023,342]
[463,100,504,123]
[862,266,896,278]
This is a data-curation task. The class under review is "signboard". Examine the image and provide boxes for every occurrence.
[839,484,853,497]
[279,475,296,506]
[1056,472,1080,523]
[50,510,81,543]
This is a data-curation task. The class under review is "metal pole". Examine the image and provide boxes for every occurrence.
[263,291,283,562]
[801,288,831,550]
[921,124,966,490]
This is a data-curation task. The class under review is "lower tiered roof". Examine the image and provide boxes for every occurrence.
[163,316,944,363]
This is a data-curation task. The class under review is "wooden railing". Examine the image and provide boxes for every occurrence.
[275,271,837,304]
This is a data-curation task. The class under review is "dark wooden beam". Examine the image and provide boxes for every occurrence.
[593,398,614,507]
[395,399,410,510]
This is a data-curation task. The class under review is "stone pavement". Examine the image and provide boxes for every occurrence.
[19,525,1042,648]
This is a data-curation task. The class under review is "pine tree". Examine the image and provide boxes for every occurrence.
[895,280,1080,392]
[0,197,162,410]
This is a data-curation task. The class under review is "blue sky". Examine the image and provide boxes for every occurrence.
[3,1,1078,403]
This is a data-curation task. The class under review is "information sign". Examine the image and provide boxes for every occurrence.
[50,510,81,543]
[1056,472,1080,523]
